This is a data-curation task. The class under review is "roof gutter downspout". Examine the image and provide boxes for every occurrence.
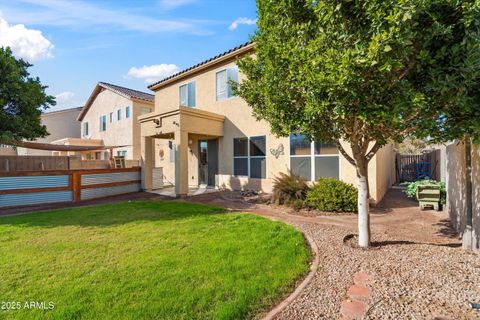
[462,137,473,250]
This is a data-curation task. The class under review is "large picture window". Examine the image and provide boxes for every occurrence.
[216,66,239,101]
[180,81,196,107]
[290,134,339,180]
[233,136,266,179]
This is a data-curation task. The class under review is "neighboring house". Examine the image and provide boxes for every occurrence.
[140,42,396,201]
[76,82,154,160]
[0,145,17,156]
[17,107,83,156]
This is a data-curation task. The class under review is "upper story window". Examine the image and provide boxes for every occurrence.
[126,106,131,118]
[140,107,152,115]
[99,116,107,132]
[83,122,89,137]
[109,112,113,123]
[289,134,339,181]
[216,66,239,101]
[179,81,196,107]
[117,109,121,121]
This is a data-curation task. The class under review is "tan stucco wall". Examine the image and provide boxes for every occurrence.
[17,108,82,156]
[147,53,394,202]
[446,141,480,252]
[0,145,17,155]
[473,143,480,252]
[81,89,153,160]
[375,143,397,202]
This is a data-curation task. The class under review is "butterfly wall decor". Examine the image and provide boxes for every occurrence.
[270,144,284,159]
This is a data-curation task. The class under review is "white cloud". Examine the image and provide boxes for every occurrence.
[1,0,210,35]
[55,91,74,104]
[127,64,180,84]
[159,0,197,10]
[52,91,78,111]
[229,17,257,30]
[0,15,53,62]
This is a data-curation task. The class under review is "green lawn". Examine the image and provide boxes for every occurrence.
[0,201,310,320]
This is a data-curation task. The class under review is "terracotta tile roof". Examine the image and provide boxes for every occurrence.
[77,82,154,121]
[148,41,254,90]
[98,82,154,102]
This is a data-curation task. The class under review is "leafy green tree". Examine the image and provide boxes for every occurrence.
[237,0,480,247]
[0,47,55,143]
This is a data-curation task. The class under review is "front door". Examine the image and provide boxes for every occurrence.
[198,139,218,186]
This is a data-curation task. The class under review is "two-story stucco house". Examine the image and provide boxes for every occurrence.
[75,82,154,160]
[140,42,396,202]
[17,107,83,156]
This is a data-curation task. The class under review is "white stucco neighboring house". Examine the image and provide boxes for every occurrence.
[76,82,154,160]
[17,107,83,156]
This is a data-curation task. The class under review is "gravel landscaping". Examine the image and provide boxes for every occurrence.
[187,189,480,320]
[276,225,480,319]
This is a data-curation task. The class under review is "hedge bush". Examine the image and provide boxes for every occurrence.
[305,178,358,212]
[272,171,310,207]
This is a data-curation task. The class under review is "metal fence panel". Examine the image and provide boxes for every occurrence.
[0,190,72,207]
[81,183,141,200]
[0,175,69,190]
[81,172,141,185]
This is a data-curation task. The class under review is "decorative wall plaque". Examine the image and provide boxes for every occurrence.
[270,144,284,159]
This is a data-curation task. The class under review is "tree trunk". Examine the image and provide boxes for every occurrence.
[357,160,370,247]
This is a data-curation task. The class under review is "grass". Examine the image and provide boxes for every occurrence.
[0,201,310,320]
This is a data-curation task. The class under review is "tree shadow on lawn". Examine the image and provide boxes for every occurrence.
[0,200,231,229]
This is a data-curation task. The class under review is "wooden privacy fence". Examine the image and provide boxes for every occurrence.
[0,168,142,208]
[395,150,441,182]
[0,156,69,171]
[0,156,140,172]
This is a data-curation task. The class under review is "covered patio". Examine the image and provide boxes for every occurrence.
[139,106,225,197]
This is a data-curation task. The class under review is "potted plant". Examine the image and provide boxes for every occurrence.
[404,180,446,211]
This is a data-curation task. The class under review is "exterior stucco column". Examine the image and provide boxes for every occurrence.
[174,130,189,197]
[141,136,154,191]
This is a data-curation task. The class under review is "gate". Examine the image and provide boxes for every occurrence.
[396,150,440,182]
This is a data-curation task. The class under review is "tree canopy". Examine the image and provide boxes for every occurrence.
[0,47,55,143]
[237,0,480,247]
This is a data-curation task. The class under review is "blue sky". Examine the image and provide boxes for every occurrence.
[0,0,257,111]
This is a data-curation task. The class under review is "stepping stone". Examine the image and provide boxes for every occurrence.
[347,284,369,302]
[353,271,370,287]
[340,300,366,319]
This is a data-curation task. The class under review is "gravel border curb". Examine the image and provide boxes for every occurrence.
[262,231,320,320]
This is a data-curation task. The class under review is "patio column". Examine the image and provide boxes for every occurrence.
[174,130,189,197]
[141,136,154,191]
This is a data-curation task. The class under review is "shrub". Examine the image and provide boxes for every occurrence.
[403,179,446,204]
[272,171,310,207]
[305,178,358,212]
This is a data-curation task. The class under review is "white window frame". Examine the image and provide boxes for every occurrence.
[233,137,249,177]
[233,136,266,178]
[83,121,89,137]
[289,137,340,181]
[216,66,239,101]
[99,116,107,132]
[179,81,196,107]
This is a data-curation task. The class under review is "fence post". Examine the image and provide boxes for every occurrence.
[5,159,9,172]
[72,172,81,202]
